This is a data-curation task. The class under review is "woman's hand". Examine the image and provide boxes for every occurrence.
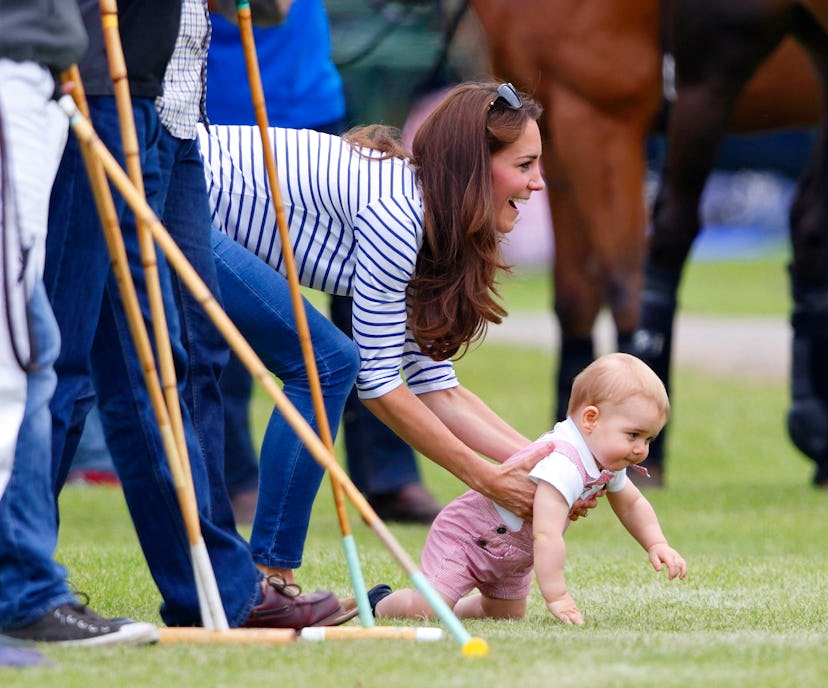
[479,441,553,520]
[568,489,605,521]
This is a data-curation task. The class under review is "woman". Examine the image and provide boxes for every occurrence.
[198,81,552,584]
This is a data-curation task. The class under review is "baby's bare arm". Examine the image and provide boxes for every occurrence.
[533,482,584,625]
[608,483,687,579]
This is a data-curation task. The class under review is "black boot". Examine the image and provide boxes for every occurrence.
[630,263,682,482]
[556,335,594,421]
[788,274,828,487]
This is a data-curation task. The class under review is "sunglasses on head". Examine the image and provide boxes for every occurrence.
[488,82,522,111]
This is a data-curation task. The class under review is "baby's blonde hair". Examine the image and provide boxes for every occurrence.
[567,353,671,419]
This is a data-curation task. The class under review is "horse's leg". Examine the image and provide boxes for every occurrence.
[633,1,792,480]
[786,13,828,486]
[545,91,654,419]
[543,136,601,420]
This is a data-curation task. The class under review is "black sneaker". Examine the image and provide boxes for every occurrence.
[4,604,158,647]
[367,584,393,616]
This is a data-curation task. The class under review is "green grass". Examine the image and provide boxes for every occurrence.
[6,253,823,686]
[499,249,791,317]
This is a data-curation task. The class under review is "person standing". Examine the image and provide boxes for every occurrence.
[0,0,158,651]
[43,0,352,631]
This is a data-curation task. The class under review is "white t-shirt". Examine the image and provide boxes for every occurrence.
[494,417,628,530]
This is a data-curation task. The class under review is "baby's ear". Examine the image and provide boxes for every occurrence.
[580,405,600,432]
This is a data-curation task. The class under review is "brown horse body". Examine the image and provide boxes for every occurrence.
[469,0,826,484]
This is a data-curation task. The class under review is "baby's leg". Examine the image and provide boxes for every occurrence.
[375,588,452,620]
[453,594,527,620]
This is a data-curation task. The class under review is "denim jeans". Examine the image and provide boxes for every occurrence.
[156,127,236,535]
[44,97,259,626]
[212,229,359,568]
[0,283,77,628]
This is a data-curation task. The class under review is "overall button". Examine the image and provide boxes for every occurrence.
[496,526,507,534]
[475,538,487,547]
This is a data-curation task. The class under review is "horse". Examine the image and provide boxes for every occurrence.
[466,0,824,484]
[633,0,828,486]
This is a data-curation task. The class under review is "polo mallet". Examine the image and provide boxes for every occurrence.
[232,0,372,627]
[58,95,488,656]
[64,46,226,632]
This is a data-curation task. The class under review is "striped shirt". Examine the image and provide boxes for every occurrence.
[198,123,459,399]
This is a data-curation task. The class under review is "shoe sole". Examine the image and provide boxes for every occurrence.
[53,622,159,647]
[314,600,360,627]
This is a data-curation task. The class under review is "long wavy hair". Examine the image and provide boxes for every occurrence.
[344,81,542,360]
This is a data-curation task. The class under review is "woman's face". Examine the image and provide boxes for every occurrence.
[490,119,545,234]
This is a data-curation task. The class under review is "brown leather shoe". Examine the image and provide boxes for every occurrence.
[244,577,347,630]
[368,483,443,524]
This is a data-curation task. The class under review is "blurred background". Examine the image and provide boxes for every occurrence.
[327,0,815,268]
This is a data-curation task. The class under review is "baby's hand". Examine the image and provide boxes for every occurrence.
[547,593,584,626]
[647,543,687,580]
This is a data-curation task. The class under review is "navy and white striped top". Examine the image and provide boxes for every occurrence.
[198,123,459,399]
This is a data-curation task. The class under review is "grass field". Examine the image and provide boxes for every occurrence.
[6,251,827,687]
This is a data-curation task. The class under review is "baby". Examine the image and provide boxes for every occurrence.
[369,353,687,625]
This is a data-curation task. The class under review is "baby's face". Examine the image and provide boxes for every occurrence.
[581,396,666,472]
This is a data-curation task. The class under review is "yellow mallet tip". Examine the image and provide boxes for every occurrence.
[461,637,489,657]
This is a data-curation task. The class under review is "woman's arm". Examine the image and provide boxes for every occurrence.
[362,385,551,519]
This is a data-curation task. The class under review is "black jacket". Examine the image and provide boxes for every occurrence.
[76,0,182,98]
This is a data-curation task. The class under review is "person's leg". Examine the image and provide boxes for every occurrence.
[66,402,119,485]
[213,230,359,578]
[0,282,76,629]
[453,594,527,620]
[0,65,157,646]
[219,352,260,523]
[83,107,259,626]
[44,96,127,494]
[328,293,441,523]
[156,129,238,531]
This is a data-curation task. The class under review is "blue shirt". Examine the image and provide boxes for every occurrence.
[206,0,345,128]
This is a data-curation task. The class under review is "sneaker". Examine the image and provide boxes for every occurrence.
[368,484,443,524]
[367,583,393,616]
[244,576,353,630]
[3,604,158,647]
[0,644,51,667]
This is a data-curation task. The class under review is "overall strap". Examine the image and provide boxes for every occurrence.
[550,438,615,489]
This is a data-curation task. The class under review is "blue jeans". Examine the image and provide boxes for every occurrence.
[44,97,258,626]
[212,229,359,568]
[0,283,77,629]
[157,127,236,534]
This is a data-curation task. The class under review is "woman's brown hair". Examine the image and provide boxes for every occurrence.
[410,82,542,360]
[345,82,542,361]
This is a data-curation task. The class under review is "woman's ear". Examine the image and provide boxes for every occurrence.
[580,405,600,433]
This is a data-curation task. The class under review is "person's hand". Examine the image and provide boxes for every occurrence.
[568,489,605,521]
[486,441,553,521]
[547,593,584,626]
[647,543,687,580]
